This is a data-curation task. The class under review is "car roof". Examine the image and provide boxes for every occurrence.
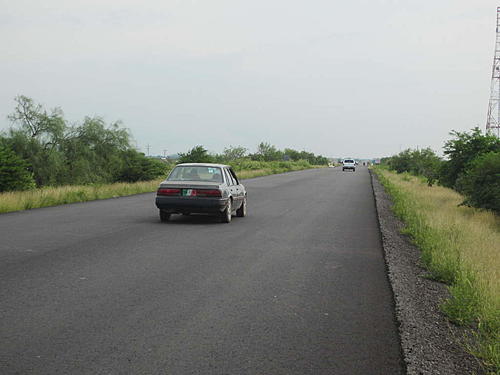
[175,163,231,168]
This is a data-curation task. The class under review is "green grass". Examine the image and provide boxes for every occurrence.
[0,162,319,214]
[374,168,500,373]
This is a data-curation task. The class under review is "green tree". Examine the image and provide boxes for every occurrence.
[222,146,247,161]
[4,128,66,186]
[283,148,301,161]
[62,117,132,184]
[456,151,500,213]
[178,145,214,163]
[0,145,35,192]
[4,95,175,187]
[6,96,68,186]
[251,142,283,161]
[439,128,500,190]
[8,95,66,146]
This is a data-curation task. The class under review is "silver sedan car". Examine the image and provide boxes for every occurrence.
[155,163,247,223]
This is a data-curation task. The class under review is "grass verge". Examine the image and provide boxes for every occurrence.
[374,168,499,373]
[0,163,318,214]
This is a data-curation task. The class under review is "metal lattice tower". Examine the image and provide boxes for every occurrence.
[486,7,500,137]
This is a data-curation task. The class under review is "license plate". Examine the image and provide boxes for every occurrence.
[182,189,193,196]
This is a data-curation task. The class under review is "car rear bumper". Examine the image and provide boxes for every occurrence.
[155,196,229,214]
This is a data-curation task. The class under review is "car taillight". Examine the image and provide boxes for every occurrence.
[194,189,222,197]
[157,188,181,196]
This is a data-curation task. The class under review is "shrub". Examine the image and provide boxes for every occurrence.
[440,128,500,190]
[457,151,500,214]
[117,150,170,182]
[0,145,35,192]
[384,148,442,185]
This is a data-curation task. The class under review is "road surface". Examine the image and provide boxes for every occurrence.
[0,167,403,374]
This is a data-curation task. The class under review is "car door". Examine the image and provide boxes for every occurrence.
[223,168,238,203]
[229,168,245,205]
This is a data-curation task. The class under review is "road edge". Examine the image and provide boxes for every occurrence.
[369,170,484,375]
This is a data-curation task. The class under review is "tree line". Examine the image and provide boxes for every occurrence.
[0,96,170,192]
[0,96,328,193]
[381,128,500,213]
[177,144,329,166]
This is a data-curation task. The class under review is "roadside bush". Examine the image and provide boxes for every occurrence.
[384,148,442,185]
[0,145,35,192]
[117,150,170,182]
[440,128,500,190]
[456,151,500,214]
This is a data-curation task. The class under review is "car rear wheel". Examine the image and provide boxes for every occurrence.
[221,200,232,223]
[160,210,171,222]
[236,197,247,217]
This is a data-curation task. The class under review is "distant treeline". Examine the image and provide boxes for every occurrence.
[176,144,329,167]
[381,128,500,214]
[0,96,328,193]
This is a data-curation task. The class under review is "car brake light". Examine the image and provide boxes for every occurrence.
[157,188,181,196]
[194,189,222,197]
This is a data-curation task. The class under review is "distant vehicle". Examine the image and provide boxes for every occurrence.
[155,163,247,223]
[342,159,356,172]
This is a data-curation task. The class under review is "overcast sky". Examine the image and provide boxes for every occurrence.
[0,0,497,158]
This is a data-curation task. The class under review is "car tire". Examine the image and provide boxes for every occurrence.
[236,197,247,217]
[160,210,171,222]
[221,199,232,223]
[342,168,345,171]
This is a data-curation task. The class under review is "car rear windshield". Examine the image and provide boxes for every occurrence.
[344,159,354,163]
[167,166,223,182]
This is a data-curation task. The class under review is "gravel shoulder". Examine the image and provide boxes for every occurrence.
[370,170,484,375]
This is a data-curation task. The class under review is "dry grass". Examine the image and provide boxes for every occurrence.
[0,164,318,214]
[0,180,163,213]
[376,169,499,371]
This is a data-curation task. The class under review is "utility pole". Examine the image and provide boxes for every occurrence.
[146,144,151,156]
[486,7,500,137]
[163,149,167,158]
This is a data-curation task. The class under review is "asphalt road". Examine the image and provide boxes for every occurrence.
[0,167,404,375]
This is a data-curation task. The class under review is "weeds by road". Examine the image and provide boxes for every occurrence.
[375,168,499,373]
